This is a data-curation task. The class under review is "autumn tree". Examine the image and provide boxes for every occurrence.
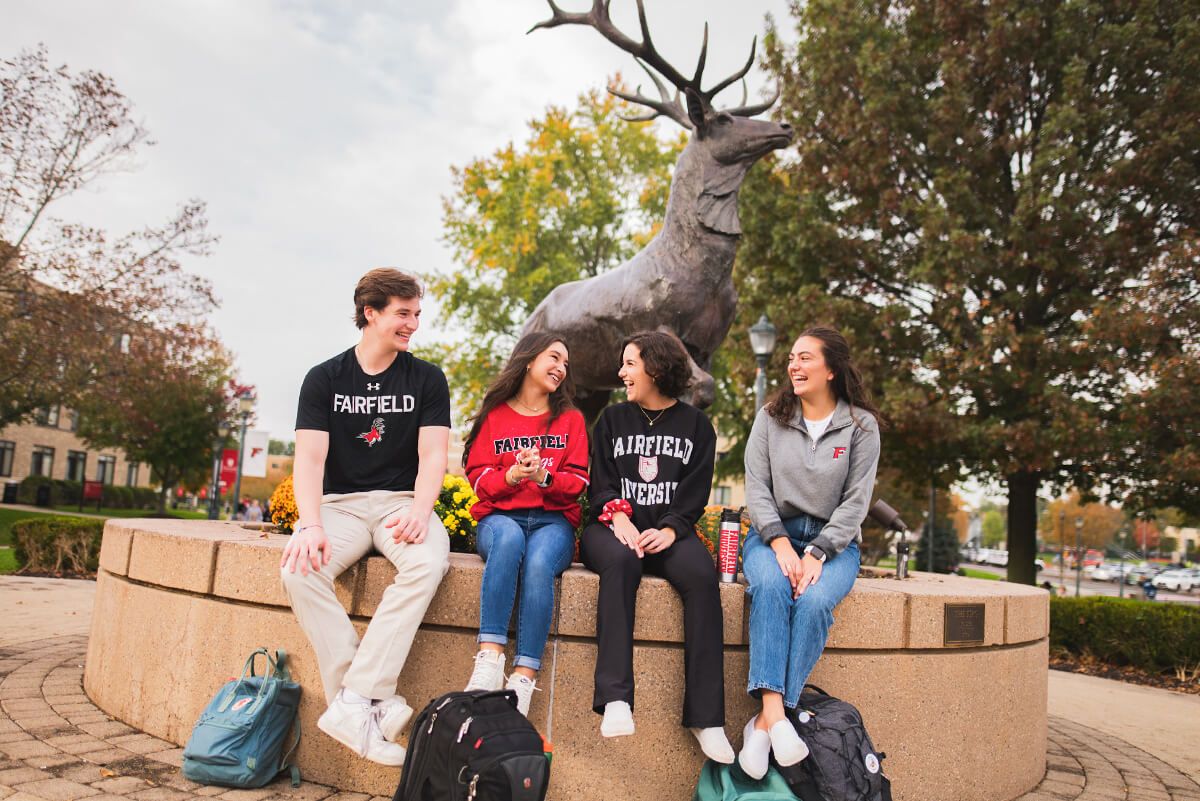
[720,0,1200,583]
[436,85,683,415]
[76,333,231,512]
[0,46,216,428]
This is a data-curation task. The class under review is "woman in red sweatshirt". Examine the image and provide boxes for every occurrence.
[461,331,589,716]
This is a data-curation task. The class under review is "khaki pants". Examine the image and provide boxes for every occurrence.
[280,490,449,703]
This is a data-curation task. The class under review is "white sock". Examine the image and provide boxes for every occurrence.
[340,688,373,705]
[600,701,635,737]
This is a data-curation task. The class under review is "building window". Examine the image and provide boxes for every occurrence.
[67,410,80,432]
[126,462,139,487]
[96,455,117,485]
[67,451,87,482]
[31,446,55,478]
[34,406,60,427]
[0,440,14,478]
[712,486,732,506]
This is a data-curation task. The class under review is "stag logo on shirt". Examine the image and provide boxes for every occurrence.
[358,417,386,447]
[638,455,658,482]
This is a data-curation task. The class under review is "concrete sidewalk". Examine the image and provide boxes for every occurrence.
[1,575,1198,801]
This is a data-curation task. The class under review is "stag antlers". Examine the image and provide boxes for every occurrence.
[529,0,779,129]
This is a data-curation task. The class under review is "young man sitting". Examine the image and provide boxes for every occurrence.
[280,268,451,765]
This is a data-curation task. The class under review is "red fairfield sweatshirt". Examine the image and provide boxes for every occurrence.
[465,404,589,528]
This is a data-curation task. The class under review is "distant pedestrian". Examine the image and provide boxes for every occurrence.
[246,499,264,522]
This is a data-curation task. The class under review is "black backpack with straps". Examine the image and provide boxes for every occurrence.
[394,690,549,801]
[772,685,893,801]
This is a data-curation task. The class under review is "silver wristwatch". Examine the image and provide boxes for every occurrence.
[804,544,827,563]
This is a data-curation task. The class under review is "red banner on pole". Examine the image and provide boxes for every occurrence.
[220,448,239,494]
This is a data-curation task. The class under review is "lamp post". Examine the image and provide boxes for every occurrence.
[749,314,777,412]
[1074,515,1084,597]
[1058,510,1066,594]
[208,420,232,519]
[231,391,255,520]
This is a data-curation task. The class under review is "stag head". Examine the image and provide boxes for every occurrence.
[530,0,793,235]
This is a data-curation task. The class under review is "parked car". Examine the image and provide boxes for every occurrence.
[1090,563,1127,582]
[1123,565,1158,585]
[1152,569,1195,592]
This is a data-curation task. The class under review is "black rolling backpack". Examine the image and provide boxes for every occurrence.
[772,686,892,801]
[393,690,549,801]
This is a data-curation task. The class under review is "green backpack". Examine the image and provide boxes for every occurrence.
[693,761,799,801]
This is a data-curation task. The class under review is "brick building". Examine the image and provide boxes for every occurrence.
[0,405,154,492]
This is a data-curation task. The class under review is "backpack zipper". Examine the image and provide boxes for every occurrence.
[456,717,474,743]
[427,696,454,734]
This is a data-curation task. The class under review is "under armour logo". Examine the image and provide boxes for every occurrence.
[366,382,380,391]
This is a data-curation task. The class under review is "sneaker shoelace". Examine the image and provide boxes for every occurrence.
[468,652,504,689]
[361,703,386,757]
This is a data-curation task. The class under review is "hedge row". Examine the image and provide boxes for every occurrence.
[17,476,158,509]
[12,516,106,576]
[1050,595,1200,675]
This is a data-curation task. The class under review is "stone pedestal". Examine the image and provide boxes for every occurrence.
[84,519,1048,801]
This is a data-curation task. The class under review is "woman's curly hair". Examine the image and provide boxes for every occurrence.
[621,330,692,399]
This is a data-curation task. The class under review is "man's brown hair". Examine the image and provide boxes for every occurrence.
[353,268,423,329]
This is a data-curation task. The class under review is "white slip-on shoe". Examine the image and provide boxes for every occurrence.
[690,726,735,764]
[738,716,771,780]
[377,694,414,742]
[600,701,635,737]
[465,650,506,692]
[505,673,538,717]
[768,718,810,767]
[317,691,406,766]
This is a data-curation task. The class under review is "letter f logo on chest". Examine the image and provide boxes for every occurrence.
[832,447,847,460]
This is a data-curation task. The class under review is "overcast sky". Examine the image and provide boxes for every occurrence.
[3,0,793,437]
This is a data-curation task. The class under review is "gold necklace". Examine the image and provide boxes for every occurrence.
[514,397,549,415]
[638,403,670,427]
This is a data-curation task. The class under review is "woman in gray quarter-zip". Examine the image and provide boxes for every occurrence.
[735,327,883,781]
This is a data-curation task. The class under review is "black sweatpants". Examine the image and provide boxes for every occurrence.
[580,522,725,728]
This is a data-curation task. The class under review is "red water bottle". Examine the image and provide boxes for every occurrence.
[718,508,741,582]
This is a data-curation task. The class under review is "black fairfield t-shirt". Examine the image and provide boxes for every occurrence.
[295,348,451,494]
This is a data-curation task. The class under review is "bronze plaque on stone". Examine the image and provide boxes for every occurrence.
[944,603,985,646]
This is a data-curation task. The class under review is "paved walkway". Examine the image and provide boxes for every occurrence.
[1,577,1197,801]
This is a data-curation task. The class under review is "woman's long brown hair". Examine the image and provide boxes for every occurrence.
[462,332,577,467]
[766,326,885,430]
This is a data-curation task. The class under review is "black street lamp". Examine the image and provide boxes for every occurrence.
[1074,515,1084,597]
[749,314,777,412]
[231,391,256,519]
[207,420,232,519]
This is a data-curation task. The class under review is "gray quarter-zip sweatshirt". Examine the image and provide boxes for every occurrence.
[744,399,881,558]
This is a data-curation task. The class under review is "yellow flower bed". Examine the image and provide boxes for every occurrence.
[270,475,298,531]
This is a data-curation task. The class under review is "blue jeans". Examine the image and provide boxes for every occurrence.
[476,510,576,671]
[743,513,860,708]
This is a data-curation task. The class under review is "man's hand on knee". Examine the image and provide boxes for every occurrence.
[385,510,429,544]
[281,525,332,575]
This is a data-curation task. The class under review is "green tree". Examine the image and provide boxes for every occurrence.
[76,335,230,513]
[915,517,960,574]
[981,510,1006,549]
[268,439,294,456]
[1038,494,1125,551]
[1,46,217,429]
[721,0,1200,583]
[436,85,683,416]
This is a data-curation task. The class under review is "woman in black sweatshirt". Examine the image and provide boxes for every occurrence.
[580,330,733,764]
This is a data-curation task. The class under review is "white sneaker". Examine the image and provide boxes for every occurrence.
[505,673,538,717]
[737,716,770,780]
[317,691,406,766]
[768,718,809,766]
[691,726,735,764]
[600,701,635,738]
[377,694,414,742]
[465,650,506,692]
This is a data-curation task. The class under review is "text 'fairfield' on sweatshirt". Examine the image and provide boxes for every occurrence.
[589,401,716,538]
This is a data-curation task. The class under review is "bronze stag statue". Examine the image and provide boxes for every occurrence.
[522,0,794,421]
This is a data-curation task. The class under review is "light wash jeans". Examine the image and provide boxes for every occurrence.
[476,509,576,671]
[743,512,860,708]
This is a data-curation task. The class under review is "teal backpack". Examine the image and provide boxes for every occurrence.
[182,648,302,788]
[694,761,799,801]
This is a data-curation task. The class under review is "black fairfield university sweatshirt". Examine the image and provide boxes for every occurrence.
[588,401,716,536]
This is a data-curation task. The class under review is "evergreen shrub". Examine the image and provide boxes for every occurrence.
[1050,595,1200,675]
[12,516,106,575]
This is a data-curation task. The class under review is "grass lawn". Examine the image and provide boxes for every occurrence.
[959,567,1002,581]
[0,548,17,574]
[52,505,208,520]
[0,507,61,546]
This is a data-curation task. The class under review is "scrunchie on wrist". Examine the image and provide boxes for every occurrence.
[598,498,633,528]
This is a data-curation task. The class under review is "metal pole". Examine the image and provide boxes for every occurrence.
[928,478,936,573]
[232,413,249,518]
[1074,519,1083,598]
[1118,551,1125,598]
[754,355,768,412]
[207,442,221,519]
[1058,510,1065,594]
